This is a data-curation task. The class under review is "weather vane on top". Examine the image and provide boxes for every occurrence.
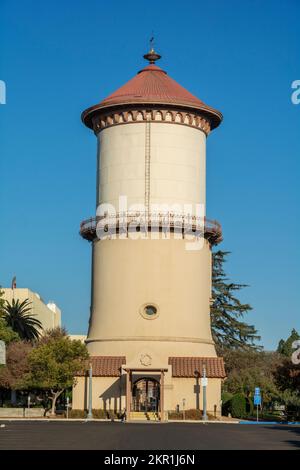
[144,34,161,64]
[150,34,155,51]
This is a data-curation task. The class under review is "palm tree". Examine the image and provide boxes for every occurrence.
[2,299,42,341]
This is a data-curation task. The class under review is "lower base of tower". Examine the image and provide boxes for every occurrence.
[72,350,225,418]
[72,355,225,419]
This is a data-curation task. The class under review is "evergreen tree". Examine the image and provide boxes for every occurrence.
[211,250,260,351]
[277,329,300,357]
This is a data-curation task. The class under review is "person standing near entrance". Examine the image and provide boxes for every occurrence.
[121,408,126,423]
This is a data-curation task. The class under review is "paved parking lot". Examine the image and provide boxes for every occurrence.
[0,421,300,450]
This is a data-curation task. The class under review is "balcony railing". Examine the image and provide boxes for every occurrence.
[80,212,222,245]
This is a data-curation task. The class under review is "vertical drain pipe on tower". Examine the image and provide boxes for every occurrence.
[145,114,151,221]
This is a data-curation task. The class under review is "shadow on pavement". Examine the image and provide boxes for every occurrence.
[268,425,300,449]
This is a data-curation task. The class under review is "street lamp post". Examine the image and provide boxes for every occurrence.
[87,363,93,420]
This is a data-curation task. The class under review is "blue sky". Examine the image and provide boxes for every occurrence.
[0,0,299,349]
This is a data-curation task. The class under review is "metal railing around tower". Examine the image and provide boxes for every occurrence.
[80,211,222,245]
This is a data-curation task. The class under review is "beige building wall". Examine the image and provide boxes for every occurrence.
[97,122,206,215]
[87,236,215,358]
[2,288,61,332]
[169,378,221,415]
[73,375,126,411]
[72,374,222,416]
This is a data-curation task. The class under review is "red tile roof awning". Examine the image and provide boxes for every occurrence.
[78,356,126,377]
[77,356,225,378]
[168,357,226,378]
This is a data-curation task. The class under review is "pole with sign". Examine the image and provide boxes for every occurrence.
[201,364,208,421]
[87,363,93,420]
[253,387,261,422]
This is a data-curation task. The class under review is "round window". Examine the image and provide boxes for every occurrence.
[140,303,159,320]
[144,305,157,316]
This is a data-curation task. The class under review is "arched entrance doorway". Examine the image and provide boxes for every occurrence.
[132,377,160,412]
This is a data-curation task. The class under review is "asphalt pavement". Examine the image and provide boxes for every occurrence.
[0,421,300,450]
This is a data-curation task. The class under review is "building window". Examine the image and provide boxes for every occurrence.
[145,305,157,316]
[140,303,159,320]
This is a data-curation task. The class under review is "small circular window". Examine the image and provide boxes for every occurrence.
[144,305,157,316]
[140,303,159,320]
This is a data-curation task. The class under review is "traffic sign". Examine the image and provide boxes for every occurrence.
[254,395,261,406]
[254,387,261,395]
[201,377,208,387]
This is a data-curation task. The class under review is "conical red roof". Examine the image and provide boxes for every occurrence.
[82,54,222,130]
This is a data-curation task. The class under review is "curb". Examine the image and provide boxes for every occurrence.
[239,420,300,425]
[0,417,239,424]
[6,418,299,425]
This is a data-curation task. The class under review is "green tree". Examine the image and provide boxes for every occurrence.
[211,251,260,351]
[230,392,253,419]
[0,318,20,344]
[275,358,300,419]
[0,340,32,390]
[277,329,300,358]
[39,326,68,344]
[275,359,300,396]
[2,299,42,341]
[25,335,89,416]
[222,349,283,409]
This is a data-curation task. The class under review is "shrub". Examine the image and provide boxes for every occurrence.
[93,409,111,419]
[185,409,202,420]
[222,391,233,416]
[69,409,85,419]
[230,393,247,418]
[68,409,121,419]
[246,396,254,416]
[168,409,215,420]
[168,411,183,420]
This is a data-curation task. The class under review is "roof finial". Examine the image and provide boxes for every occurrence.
[143,35,161,64]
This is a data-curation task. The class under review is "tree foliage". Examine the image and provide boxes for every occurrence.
[275,359,300,394]
[211,250,260,351]
[274,329,300,410]
[25,335,89,415]
[0,288,5,311]
[0,318,20,344]
[230,393,251,418]
[0,341,32,389]
[2,298,42,341]
[39,326,68,345]
[222,349,282,407]
[277,329,300,358]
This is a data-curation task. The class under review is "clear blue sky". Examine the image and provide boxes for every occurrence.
[0,0,299,349]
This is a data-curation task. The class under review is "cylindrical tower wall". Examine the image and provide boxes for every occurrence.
[97,122,206,216]
[87,236,215,358]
